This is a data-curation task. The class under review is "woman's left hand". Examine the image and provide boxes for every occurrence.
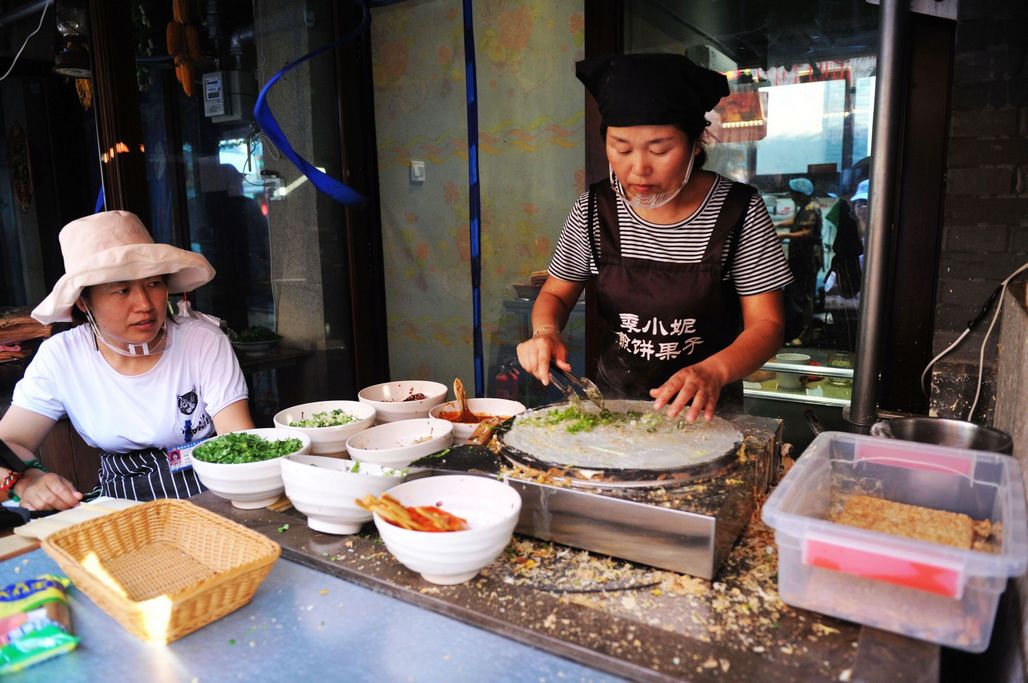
[650,363,725,422]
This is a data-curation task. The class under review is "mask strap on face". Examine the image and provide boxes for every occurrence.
[610,142,698,211]
[83,303,167,357]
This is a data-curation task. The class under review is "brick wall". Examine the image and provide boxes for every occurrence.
[930,0,1028,419]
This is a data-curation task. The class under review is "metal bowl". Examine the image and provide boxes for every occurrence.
[870,417,1012,454]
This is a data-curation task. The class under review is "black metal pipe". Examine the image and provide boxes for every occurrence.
[849,0,911,428]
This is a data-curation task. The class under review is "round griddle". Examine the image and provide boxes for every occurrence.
[498,400,743,489]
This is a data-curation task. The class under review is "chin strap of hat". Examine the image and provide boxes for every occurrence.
[462,0,484,397]
[252,0,370,206]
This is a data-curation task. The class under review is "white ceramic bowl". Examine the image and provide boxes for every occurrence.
[372,475,522,585]
[281,454,407,534]
[774,352,811,390]
[191,428,310,509]
[429,398,528,445]
[273,400,376,455]
[357,381,448,423]
[345,418,453,468]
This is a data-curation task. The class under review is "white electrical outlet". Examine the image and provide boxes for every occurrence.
[410,160,426,183]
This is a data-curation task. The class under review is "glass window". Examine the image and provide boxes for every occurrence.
[133,1,273,334]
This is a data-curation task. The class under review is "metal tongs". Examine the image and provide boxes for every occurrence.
[548,363,606,411]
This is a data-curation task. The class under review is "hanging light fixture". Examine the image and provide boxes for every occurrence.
[52,0,91,78]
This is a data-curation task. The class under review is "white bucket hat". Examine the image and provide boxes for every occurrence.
[31,211,215,324]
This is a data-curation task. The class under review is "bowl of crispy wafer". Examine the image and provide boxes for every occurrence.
[356,475,522,585]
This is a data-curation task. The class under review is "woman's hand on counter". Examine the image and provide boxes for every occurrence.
[13,468,82,511]
[650,360,726,422]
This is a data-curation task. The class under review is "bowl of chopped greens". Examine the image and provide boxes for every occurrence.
[192,428,310,509]
[228,326,282,357]
[346,418,453,468]
[357,381,448,423]
[273,400,376,455]
[281,455,407,534]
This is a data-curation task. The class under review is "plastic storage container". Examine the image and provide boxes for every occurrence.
[762,431,1028,652]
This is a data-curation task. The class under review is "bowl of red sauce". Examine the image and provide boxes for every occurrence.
[429,397,527,445]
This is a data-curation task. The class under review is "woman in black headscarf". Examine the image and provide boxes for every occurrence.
[517,53,792,422]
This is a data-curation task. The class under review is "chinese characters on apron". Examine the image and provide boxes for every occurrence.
[587,181,752,410]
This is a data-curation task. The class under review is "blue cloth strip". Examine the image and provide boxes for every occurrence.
[463,0,484,396]
[94,185,105,213]
[252,2,369,206]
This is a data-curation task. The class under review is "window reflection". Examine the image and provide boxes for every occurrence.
[133,1,274,334]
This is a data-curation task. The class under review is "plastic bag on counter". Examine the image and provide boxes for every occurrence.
[0,574,79,674]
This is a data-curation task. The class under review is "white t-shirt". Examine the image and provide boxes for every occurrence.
[13,318,248,454]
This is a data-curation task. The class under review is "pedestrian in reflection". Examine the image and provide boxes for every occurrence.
[777,177,822,346]
[824,179,866,300]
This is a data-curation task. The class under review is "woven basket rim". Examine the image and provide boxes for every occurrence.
[42,499,281,605]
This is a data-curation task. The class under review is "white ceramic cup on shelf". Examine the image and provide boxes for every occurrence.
[774,352,811,390]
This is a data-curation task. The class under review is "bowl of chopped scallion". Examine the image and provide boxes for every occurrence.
[191,428,310,509]
[273,400,376,455]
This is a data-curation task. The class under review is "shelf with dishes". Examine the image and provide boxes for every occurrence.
[744,348,854,407]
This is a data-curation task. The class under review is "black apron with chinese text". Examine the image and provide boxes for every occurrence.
[587,180,752,408]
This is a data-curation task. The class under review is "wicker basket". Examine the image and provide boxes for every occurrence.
[42,499,280,644]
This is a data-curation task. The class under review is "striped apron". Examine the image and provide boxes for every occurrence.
[96,448,206,501]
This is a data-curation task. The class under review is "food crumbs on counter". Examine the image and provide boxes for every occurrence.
[276,523,289,533]
[319,588,329,596]
[702,657,719,669]
[839,668,852,681]
[812,623,841,636]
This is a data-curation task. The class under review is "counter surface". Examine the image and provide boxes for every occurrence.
[0,489,942,682]
[194,492,939,682]
[0,548,619,682]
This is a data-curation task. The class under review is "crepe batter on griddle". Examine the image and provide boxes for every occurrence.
[502,399,742,471]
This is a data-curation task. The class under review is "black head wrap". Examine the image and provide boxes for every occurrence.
[576,53,729,129]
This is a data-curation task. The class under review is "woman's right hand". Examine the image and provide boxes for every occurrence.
[13,469,82,511]
[516,330,571,385]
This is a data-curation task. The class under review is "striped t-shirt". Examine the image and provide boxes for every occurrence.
[548,174,794,296]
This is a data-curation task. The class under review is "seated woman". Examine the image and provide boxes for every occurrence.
[0,211,254,511]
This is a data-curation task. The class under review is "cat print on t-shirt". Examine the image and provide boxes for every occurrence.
[176,387,210,443]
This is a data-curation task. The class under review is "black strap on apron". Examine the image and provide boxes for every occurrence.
[97,448,206,502]
[585,179,754,408]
